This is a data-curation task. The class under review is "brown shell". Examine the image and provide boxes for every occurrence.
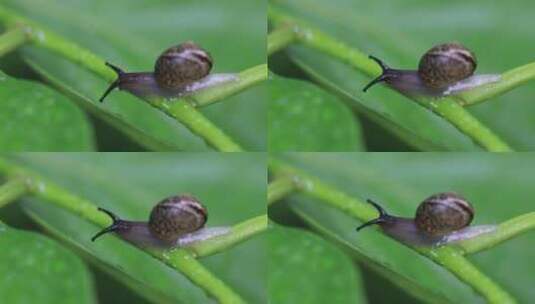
[418,43,477,89]
[415,192,474,236]
[154,41,213,90]
[148,194,207,243]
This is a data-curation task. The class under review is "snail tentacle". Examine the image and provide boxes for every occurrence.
[91,207,122,241]
[356,199,390,231]
[99,62,126,102]
[362,56,392,92]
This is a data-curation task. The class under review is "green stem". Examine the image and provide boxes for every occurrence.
[0,179,28,208]
[269,158,379,221]
[164,250,245,304]
[0,5,249,152]
[189,215,267,257]
[267,176,297,205]
[0,26,29,56]
[190,64,267,107]
[269,157,521,303]
[268,8,513,152]
[147,99,243,152]
[423,247,516,304]
[267,25,296,56]
[0,157,246,303]
[420,98,512,152]
[458,212,535,254]
[268,7,375,77]
[0,6,113,81]
[456,62,535,106]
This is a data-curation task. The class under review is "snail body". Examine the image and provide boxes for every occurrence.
[91,194,230,248]
[362,42,500,97]
[356,192,495,247]
[99,41,237,102]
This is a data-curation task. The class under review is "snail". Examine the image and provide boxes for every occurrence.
[91,194,230,248]
[356,192,495,247]
[99,41,237,102]
[362,42,500,97]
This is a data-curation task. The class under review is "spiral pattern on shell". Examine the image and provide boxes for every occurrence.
[154,41,213,90]
[418,42,477,89]
[149,194,207,244]
[415,192,474,236]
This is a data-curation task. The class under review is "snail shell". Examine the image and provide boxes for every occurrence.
[149,195,207,244]
[418,43,477,89]
[154,42,213,90]
[415,192,473,236]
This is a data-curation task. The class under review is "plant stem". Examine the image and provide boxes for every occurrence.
[189,215,267,257]
[267,25,296,56]
[268,176,297,205]
[423,247,516,304]
[0,157,247,303]
[455,62,535,106]
[458,212,535,254]
[0,5,250,152]
[0,179,28,208]
[420,98,512,152]
[164,249,245,304]
[0,6,113,80]
[269,157,523,303]
[268,8,514,152]
[190,64,267,107]
[268,7,376,78]
[0,26,29,56]
[269,158,380,221]
[147,99,243,151]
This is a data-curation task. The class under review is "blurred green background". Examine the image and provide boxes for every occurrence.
[0,153,267,303]
[269,152,534,303]
[268,0,535,151]
[0,0,266,151]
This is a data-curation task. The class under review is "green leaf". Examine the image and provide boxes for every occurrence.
[268,225,366,304]
[269,76,364,151]
[3,0,266,151]
[0,221,95,304]
[0,71,94,151]
[276,153,534,303]
[9,153,266,303]
[271,0,535,150]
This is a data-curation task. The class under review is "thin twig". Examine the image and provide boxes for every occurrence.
[267,25,296,55]
[421,247,516,304]
[163,249,245,304]
[146,100,243,152]
[190,64,267,107]
[456,62,535,106]
[268,176,297,206]
[189,215,267,257]
[457,212,535,254]
[0,179,29,208]
[0,26,29,56]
